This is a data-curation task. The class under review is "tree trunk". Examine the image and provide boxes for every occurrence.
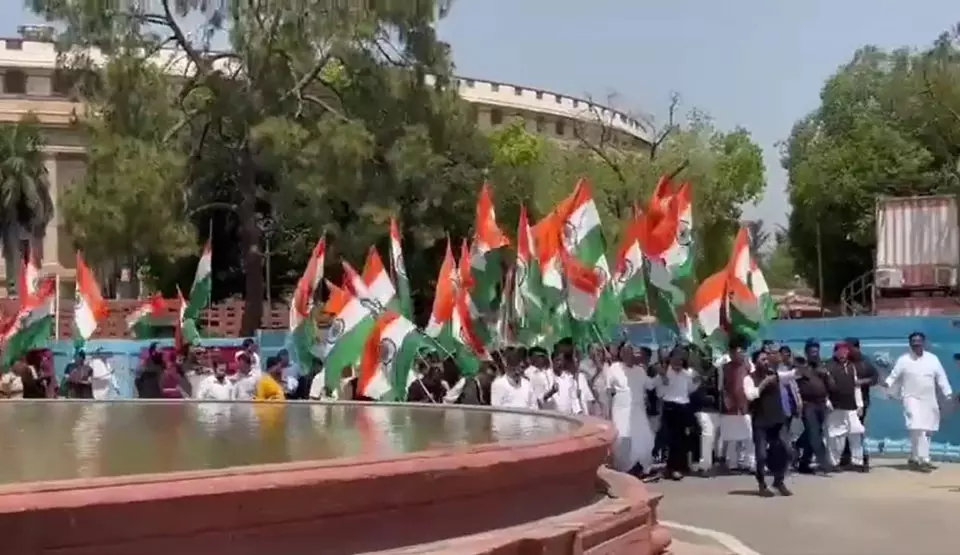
[238,152,264,337]
[2,230,20,296]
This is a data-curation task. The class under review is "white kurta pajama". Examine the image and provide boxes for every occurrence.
[605,362,654,471]
[717,363,755,470]
[884,351,954,464]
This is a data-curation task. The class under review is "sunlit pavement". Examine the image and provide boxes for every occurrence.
[652,459,960,555]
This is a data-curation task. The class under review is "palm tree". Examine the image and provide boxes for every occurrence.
[0,117,53,294]
[744,219,771,256]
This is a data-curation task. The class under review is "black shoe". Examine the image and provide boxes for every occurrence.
[924,461,938,471]
[797,465,815,475]
[774,482,793,496]
[758,484,775,498]
[856,464,869,473]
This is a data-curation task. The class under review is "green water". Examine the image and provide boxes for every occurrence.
[0,401,578,485]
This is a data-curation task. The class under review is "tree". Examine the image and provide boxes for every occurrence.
[743,219,770,256]
[29,0,478,331]
[783,25,960,302]
[534,102,766,277]
[764,226,798,290]
[0,115,53,292]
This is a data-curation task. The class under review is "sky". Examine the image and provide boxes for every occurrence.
[5,0,959,227]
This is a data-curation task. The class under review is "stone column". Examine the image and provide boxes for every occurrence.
[42,153,58,271]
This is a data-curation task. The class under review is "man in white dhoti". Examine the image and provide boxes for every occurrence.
[720,341,755,472]
[884,332,955,472]
[824,342,866,471]
[607,344,656,475]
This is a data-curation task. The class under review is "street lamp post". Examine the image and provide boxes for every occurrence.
[256,216,275,306]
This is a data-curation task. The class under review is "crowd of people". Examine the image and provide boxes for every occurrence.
[1,330,954,498]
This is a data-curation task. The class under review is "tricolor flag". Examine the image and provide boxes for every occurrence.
[175,285,201,348]
[389,218,414,320]
[73,253,107,351]
[318,280,375,392]
[1,277,55,368]
[557,178,621,340]
[690,270,730,348]
[425,240,456,339]
[289,238,326,369]
[512,205,545,344]
[726,227,776,339]
[185,240,212,320]
[126,293,166,339]
[560,249,602,322]
[362,246,398,312]
[613,212,646,302]
[357,311,427,400]
[640,180,695,335]
[468,183,510,312]
[17,251,40,300]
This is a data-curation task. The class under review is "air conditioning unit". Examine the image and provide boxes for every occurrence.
[935,266,958,288]
[875,268,904,289]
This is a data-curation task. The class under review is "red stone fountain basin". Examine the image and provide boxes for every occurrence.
[0,401,670,555]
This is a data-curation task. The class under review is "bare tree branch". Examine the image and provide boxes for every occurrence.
[649,91,680,161]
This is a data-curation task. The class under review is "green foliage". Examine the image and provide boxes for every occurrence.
[60,131,195,265]
[28,0,766,328]
[764,226,798,290]
[0,115,52,289]
[784,26,960,301]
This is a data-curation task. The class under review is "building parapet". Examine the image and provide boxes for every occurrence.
[1,34,654,143]
[444,76,654,144]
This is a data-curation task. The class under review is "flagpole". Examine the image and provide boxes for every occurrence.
[206,218,213,336]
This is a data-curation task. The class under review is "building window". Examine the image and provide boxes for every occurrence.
[514,86,523,96]
[490,83,500,92]
[555,94,562,104]
[464,79,475,87]
[5,39,23,50]
[490,109,503,125]
[535,117,545,132]
[555,119,566,136]
[535,91,543,100]
[572,99,579,108]
[3,70,27,94]
[620,114,627,122]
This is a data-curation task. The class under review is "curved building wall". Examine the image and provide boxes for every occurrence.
[0,34,653,284]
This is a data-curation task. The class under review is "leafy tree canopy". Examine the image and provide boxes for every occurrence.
[784,24,960,302]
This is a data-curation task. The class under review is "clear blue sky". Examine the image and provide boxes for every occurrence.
[7,1,959,227]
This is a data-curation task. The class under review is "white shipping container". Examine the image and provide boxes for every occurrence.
[875,196,959,287]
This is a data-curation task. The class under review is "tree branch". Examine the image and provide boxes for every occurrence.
[649,92,680,161]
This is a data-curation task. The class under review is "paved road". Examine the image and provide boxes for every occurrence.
[652,460,960,555]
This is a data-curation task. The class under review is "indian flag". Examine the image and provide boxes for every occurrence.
[640,181,695,335]
[727,227,776,338]
[73,253,107,351]
[357,311,427,400]
[450,288,485,375]
[389,218,414,320]
[126,293,166,339]
[175,285,200,347]
[512,205,545,343]
[458,240,492,348]
[289,238,326,369]
[362,247,397,312]
[469,183,510,312]
[690,270,730,348]
[533,206,566,306]
[613,215,646,302]
[318,279,376,391]
[425,240,456,338]
[17,251,40,299]
[561,249,602,322]
[492,265,514,349]
[185,240,212,319]
[558,178,621,340]
[1,277,55,368]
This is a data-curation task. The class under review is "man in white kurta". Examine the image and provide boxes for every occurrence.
[884,332,954,471]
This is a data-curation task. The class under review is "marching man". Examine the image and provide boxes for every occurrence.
[884,332,954,472]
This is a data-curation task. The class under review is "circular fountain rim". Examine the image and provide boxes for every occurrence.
[0,399,614,509]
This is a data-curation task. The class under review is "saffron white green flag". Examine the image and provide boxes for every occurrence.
[727,227,776,339]
[317,280,375,392]
[641,181,696,335]
[73,253,107,352]
[559,179,621,341]
[185,240,212,320]
[357,311,428,401]
[389,217,414,320]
